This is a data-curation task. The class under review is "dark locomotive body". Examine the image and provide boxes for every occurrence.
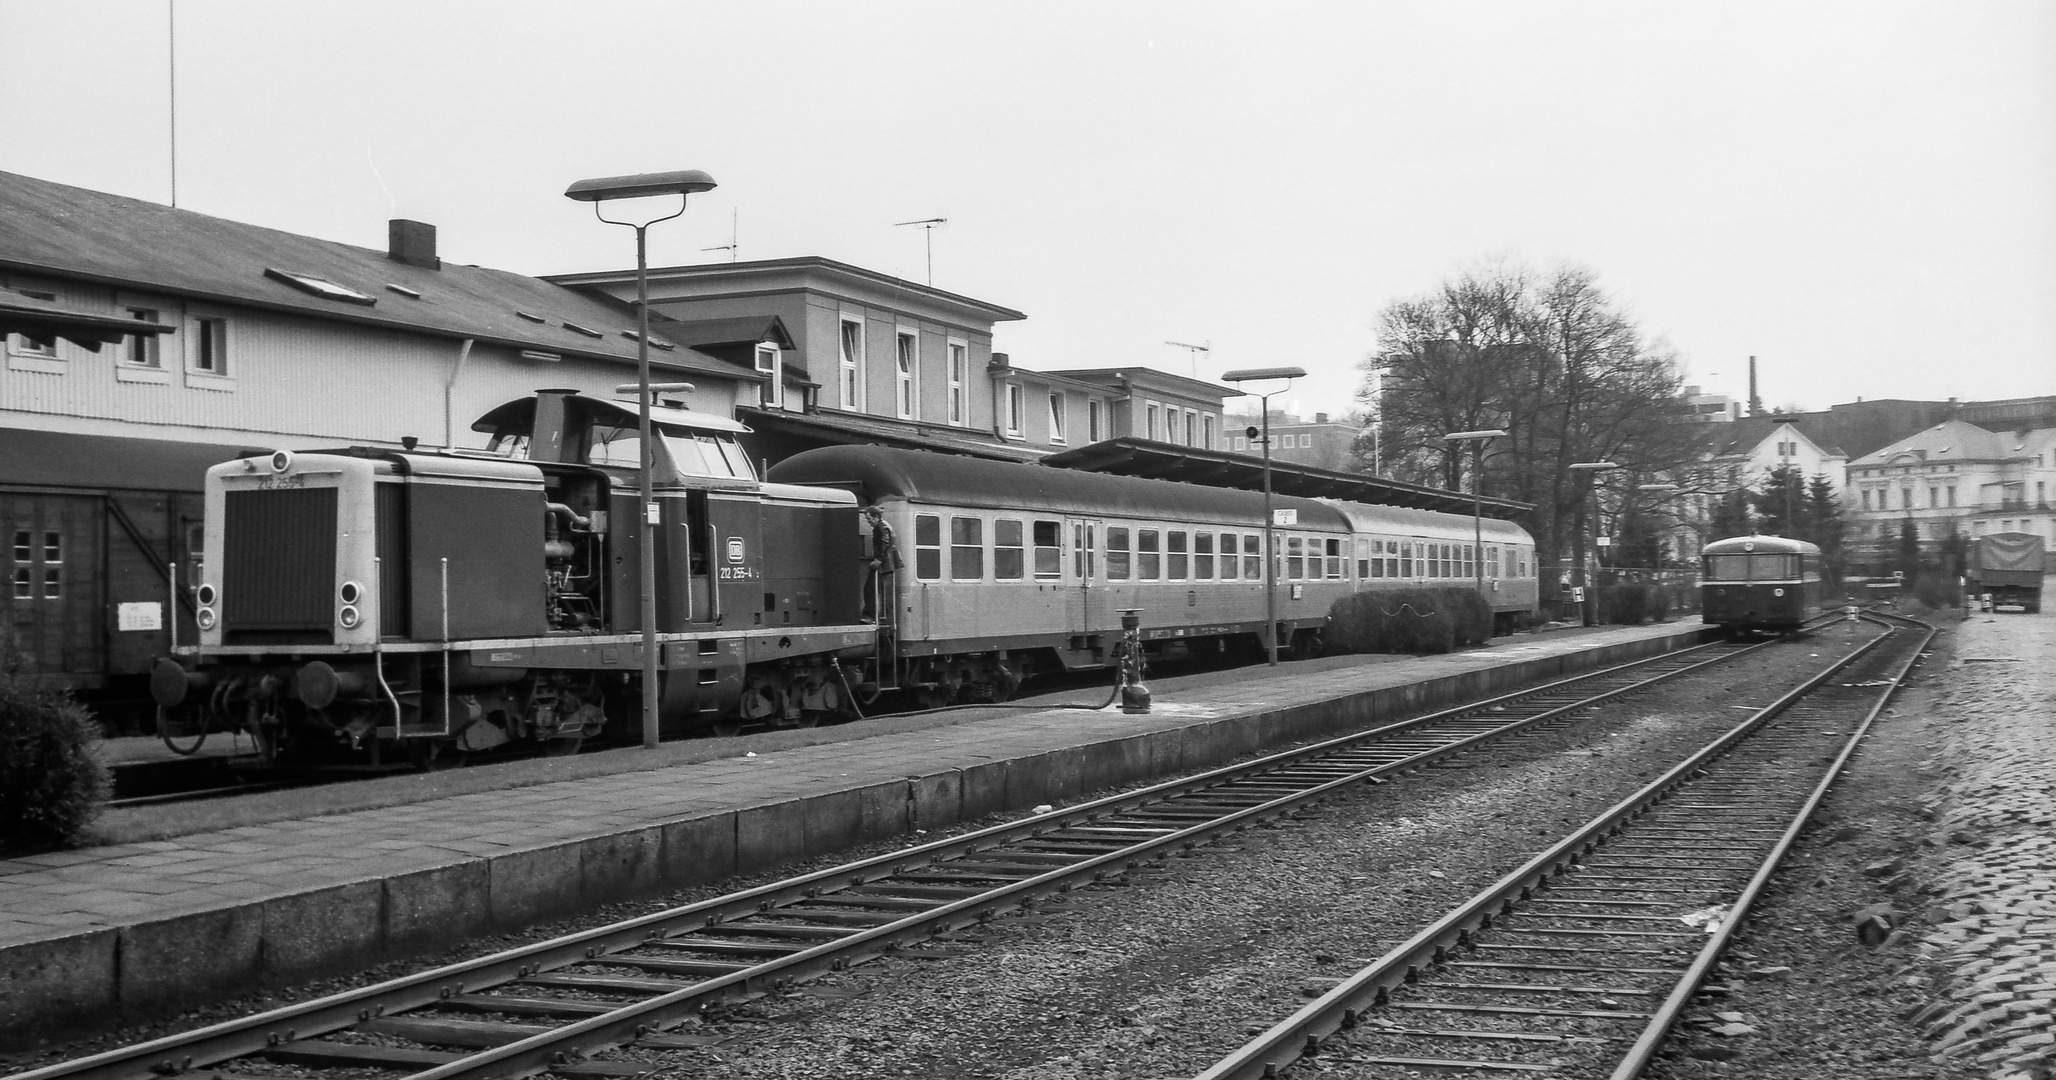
[160,389,1543,761]
[1700,534,1823,634]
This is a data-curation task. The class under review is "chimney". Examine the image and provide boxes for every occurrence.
[388,219,440,269]
[989,352,1011,370]
[1747,355,1763,417]
[1315,412,1329,424]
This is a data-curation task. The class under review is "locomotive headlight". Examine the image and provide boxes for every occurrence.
[339,581,362,605]
[338,605,362,629]
[196,583,217,607]
[270,450,294,473]
[196,608,217,630]
[1773,588,1786,597]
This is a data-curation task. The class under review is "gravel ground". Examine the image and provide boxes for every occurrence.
[20,618,1983,1080]
[610,630,1870,1079]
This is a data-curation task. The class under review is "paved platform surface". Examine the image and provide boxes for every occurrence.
[1910,609,2056,1079]
[0,620,1708,1044]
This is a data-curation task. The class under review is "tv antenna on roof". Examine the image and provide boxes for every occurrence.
[1165,340,1210,377]
[894,217,947,285]
[701,209,737,262]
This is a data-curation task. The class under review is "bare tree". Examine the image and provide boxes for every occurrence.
[1355,260,1697,609]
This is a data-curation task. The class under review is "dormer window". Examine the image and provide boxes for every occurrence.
[265,268,375,305]
[755,343,784,409]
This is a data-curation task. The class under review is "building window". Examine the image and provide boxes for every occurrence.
[189,316,229,375]
[1202,414,1215,449]
[993,519,1024,580]
[125,308,162,367]
[1048,392,1067,443]
[1146,403,1160,440]
[1088,399,1103,441]
[947,340,967,426]
[895,330,917,419]
[1949,486,1958,507]
[1185,411,1197,446]
[839,318,863,410]
[1005,383,1024,436]
[1861,490,1872,511]
[1032,521,1062,579]
[755,343,782,408]
[913,514,942,581]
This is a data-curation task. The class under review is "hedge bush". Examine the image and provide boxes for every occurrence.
[1327,587,1498,655]
[0,645,109,856]
[1597,583,1672,625]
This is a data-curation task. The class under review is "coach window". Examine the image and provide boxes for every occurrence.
[913,514,943,581]
[1242,534,1263,580]
[1138,529,1161,580]
[1106,527,1132,580]
[1355,538,1369,579]
[1194,533,1215,579]
[994,519,1025,580]
[1033,521,1062,579]
[1286,536,1304,580]
[1218,532,1239,580]
[1398,541,1413,578]
[1167,531,1189,579]
[950,517,984,580]
[1326,537,1343,579]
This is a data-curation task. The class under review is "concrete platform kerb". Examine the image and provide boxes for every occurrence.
[0,622,1710,1048]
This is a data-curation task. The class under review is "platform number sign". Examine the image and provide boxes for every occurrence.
[1272,509,1297,526]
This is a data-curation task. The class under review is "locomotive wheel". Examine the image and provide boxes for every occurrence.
[710,718,746,738]
[542,735,583,756]
[915,685,952,711]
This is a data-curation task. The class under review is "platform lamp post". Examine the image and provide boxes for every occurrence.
[1567,461,1620,626]
[1442,429,1508,594]
[565,169,718,749]
[1221,366,1307,666]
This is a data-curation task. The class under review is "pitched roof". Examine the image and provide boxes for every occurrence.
[0,170,742,380]
[1848,419,2014,467]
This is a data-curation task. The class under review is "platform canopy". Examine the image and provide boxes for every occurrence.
[1040,437,1532,518]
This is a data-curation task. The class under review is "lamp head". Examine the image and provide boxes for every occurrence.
[565,170,717,202]
[1221,366,1308,384]
[1442,429,1508,442]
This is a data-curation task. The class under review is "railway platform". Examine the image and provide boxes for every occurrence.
[1,620,1712,1049]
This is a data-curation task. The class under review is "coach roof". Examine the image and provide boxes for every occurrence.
[768,445,1352,530]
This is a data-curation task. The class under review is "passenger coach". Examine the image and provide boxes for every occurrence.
[1700,535,1823,634]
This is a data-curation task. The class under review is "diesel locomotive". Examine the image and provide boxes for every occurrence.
[1699,534,1824,634]
[153,388,1538,763]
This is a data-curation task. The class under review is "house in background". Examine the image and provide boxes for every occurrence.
[1843,417,2056,572]
[1221,410,1359,471]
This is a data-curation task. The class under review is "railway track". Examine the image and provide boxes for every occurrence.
[15,626,1831,1080]
[1195,610,1934,1079]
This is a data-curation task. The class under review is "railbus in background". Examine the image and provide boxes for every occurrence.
[1699,535,1823,635]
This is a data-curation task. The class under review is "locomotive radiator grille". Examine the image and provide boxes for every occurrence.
[222,487,338,637]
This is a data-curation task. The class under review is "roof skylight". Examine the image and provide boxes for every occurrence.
[265,268,376,306]
[384,283,422,299]
[562,321,603,338]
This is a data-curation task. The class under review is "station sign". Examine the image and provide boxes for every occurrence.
[1272,509,1298,526]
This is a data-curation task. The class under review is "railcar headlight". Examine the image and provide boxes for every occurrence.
[1773,588,1785,597]
[339,581,362,605]
[338,605,362,629]
[196,608,216,630]
[196,583,217,607]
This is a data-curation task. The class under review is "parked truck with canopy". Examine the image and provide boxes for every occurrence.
[1966,531,2045,613]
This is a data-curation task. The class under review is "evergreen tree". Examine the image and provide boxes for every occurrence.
[1709,488,1752,540]
[1751,465,1805,538]
[1897,517,1922,575]
[1806,473,1845,586]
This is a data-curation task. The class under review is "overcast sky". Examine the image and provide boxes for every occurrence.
[4,1,2050,421]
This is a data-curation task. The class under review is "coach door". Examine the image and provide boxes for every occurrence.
[1067,518,1101,636]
